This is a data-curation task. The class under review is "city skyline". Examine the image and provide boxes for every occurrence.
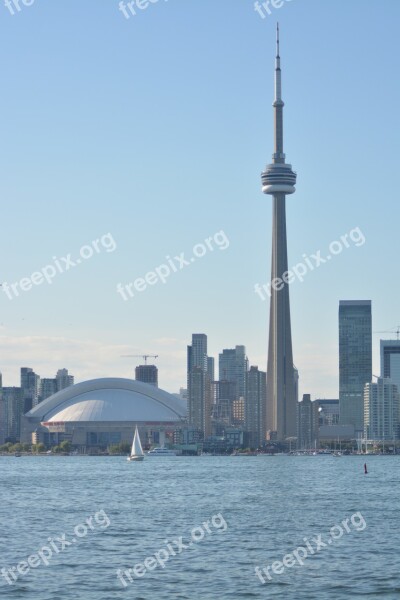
[2,5,400,600]
[1,1,399,398]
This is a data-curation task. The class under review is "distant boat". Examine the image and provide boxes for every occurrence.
[231,451,259,456]
[127,426,144,462]
[147,447,177,456]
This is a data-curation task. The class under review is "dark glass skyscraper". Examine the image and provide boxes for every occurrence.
[339,300,372,433]
[20,367,40,412]
[135,364,158,387]
[380,339,400,392]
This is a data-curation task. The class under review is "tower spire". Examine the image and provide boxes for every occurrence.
[261,25,298,441]
[273,22,284,162]
[276,22,280,59]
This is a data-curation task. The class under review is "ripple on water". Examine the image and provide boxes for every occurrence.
[0,456,400,599]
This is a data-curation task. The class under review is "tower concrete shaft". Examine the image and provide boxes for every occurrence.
[261,24,297,440]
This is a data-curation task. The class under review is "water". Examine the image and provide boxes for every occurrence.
[0,455,399,599]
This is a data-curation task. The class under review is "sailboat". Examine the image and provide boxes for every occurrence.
[127,426,145,462]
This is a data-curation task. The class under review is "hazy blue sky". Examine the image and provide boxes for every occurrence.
[1,0,399,397]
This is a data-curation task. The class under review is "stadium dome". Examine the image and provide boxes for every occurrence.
[26,378,187,423]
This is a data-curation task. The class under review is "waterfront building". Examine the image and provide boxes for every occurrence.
[56,368,74,391]
[40,378,58,402]
[21,367,40,412]
[339,300,372,434]
[187,334,212,437]
[364,378,399,441]
[21,378,187,451]
[297,394,319,450]
[245,366,266,448]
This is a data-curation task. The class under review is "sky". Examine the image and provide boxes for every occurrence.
[0,0,399,397]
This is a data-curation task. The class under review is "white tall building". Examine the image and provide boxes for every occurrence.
[56,369,74,391]
[364,378,399,441]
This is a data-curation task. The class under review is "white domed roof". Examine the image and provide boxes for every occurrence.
[27,378,187,423]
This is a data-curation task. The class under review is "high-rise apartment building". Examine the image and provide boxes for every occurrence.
[56,368,74,391]
[20,368,40,412]
[364,378,399,441]
[297,394,319,450]
[187,334,212,438]
[2,387,24,442]
[40,378,58,402]
[218,346,248,400]
[339,301,372,433]
[245,366,266,448]
[39,369,74,403]
[189,334,208,371]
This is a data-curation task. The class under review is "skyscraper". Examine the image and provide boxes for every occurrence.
[56,368,74,391]
[189,334,208,371]
[207,357,215,383]
[20,367,40,412]
[187,334,212,438]
[297,394,319,450]
[364,378,399,441]
[380,340,400,391]
[2,387,23,442]
[339,300,372,433]
[245,366,266,448]
[262,25,297,441]
[218,346,248,400]
[40,378,58,402]
[39,369,74,402]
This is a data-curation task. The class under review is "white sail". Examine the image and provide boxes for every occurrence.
[131,426,144,458]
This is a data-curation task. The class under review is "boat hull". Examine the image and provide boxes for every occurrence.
[127,455,145,462]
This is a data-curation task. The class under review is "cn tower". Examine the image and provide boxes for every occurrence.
[262,24,297,441]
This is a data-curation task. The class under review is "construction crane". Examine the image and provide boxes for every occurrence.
[121,354,159,365]
[374,326,400,341]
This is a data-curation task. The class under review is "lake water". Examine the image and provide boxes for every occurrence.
[0,455,399,599]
